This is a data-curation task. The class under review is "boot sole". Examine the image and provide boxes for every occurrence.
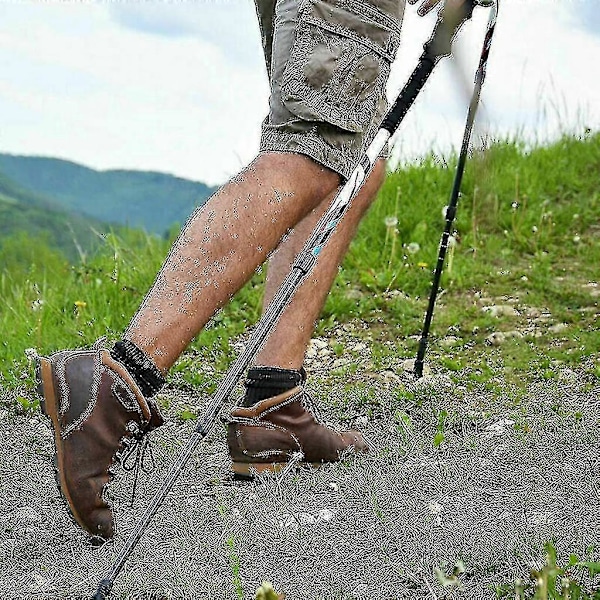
[36,357,107,543]
[231,461,325,479]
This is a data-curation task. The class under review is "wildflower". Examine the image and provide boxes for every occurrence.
[407,242,420,254]
[417,262,428,268]
[511,202,518,210]
[531,225,538,233]
[573,235,581,244]
[31,299,44,312]
[384,216,398,228]
[74,300,87,318]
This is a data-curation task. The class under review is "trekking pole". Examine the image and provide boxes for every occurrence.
[92,2,483,598]
[414,0,499,379]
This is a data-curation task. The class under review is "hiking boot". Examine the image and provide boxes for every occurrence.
[35,346,164,540]
[226,387,368,477]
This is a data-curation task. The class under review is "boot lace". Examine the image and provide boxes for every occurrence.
[118,422,156,507]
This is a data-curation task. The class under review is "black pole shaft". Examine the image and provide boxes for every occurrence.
[91,4,480,598]
[414,2,499,379]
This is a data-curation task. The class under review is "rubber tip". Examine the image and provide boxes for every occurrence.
[91,579,113,600]
[414,358,424,379]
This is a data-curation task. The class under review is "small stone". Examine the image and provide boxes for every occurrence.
[345,288,363,300]
[332,358,351,369]
[484,419,515,435]
[310,338,328,350]
[384,289,409,300]
[485,331,523,346]
[350,342,368,353]
[441,336,459,348]
[283,518,298,531]
[318,508,335,522]
[379,369,402,385]
[486,332,505,346]
[30,572,52,592]
[559,368,577,381]
[16,507,42,523]
[482,305,519,318]
[298,512,316,525]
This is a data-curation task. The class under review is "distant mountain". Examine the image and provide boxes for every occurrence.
[0,154,217,235]
[0,171,123,262]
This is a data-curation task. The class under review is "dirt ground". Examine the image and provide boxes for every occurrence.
[1,357,599,599]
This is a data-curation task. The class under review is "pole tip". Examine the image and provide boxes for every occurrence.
[91,579,113,600]
[414,361,424,379]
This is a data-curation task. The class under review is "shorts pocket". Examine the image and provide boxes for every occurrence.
[280,0,401,133]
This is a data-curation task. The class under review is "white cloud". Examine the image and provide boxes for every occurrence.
[0,1,598,188]
[0,2,266,186]
[107,1,262,65]
[388,0,600,166]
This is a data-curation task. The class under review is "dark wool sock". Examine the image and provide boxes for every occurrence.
[241,366,307,407]
[110,339,166,398]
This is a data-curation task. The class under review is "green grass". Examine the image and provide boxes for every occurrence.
[2,131,598,397]
[323,130,600,388]
[494,541,600,599]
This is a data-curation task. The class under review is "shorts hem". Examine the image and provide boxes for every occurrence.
[259,125,388,181]
[259,125,350,180]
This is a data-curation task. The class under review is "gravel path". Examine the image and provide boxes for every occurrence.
[1,348,599,599]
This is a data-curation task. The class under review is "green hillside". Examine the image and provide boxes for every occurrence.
[0,154,217,234]
[0,171,120,263]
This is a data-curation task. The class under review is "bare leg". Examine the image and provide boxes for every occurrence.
[254,159,386,370]
[125,152,340,372]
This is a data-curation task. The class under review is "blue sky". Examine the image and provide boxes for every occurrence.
[0,0,598,186]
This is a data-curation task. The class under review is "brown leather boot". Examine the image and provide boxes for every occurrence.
[227,387,368,478]
[35,346,164,540]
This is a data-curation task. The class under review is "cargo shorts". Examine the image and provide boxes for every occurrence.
[254,0,406,180]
